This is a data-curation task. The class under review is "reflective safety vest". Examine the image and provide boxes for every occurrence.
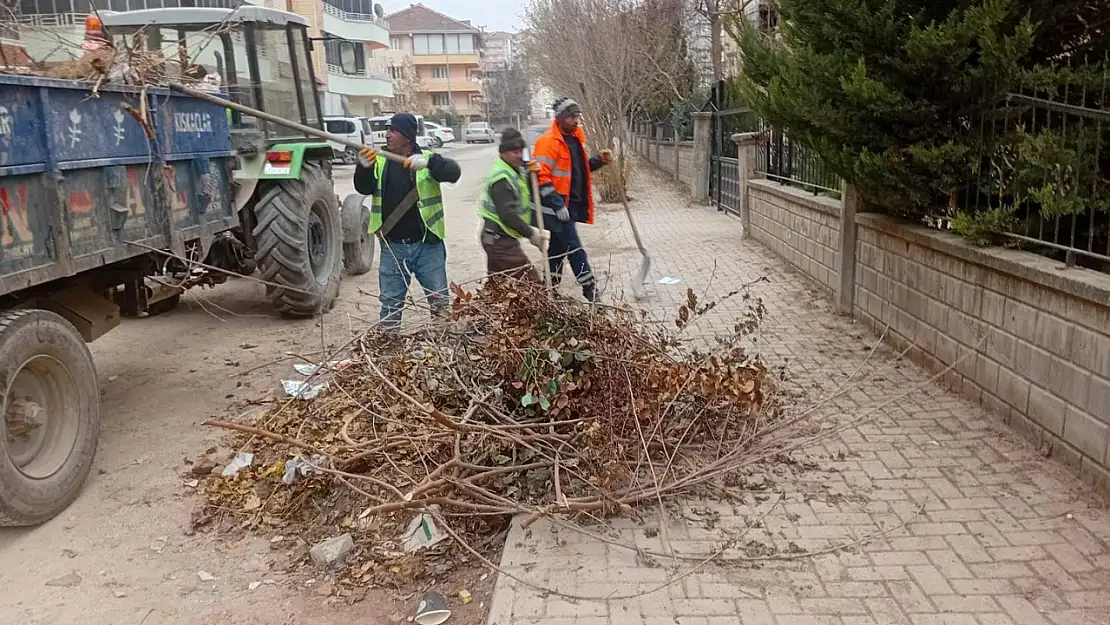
[477,158,532,238]
[532,120,594,225]
[368,150,445,239]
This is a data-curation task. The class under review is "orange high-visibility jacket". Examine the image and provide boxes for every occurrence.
[532,120,594,225]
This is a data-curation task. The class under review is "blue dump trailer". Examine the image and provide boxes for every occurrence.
[0,74,241,526]
[0,4,379,527]
[0,75,237,290]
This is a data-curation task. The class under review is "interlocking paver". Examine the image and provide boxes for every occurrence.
[484,171,1110,625]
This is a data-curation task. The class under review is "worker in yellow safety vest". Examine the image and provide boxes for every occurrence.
[354,113,462,329]
[477,128,550,281]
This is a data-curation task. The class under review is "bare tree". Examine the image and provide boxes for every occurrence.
[522,0,694,201]
[389,55,424,114]
[688,0,756,84]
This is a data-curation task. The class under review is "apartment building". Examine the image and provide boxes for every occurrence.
[379,3,484,121]
[482,30,512,71]
[289,0,394,116]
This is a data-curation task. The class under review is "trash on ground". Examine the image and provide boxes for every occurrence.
[281,379,328,399]
[415,590,451,625]
[282,454,328,485]
[309,533,355,568]
[197,571,216,582]
[658,276,682,285]
[401,511,448,553]
[220,452,254,477]
[458,589,472,604]
[293,360,354,376]
[248,581,262,591]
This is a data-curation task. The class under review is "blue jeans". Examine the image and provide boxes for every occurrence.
[378,240,448,329]
[546,218,595,292]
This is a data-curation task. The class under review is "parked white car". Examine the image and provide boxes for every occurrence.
[367,114,432,149]
[424,122,456,148]
[464,122,495,144]
[323,116,372,164]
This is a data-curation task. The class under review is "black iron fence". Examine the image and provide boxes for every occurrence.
[946,70,1110,270]
[755,127,843,199]
[710,107,757,214]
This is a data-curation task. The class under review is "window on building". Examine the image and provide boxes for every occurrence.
[432,93,451,107]
[390,37,404,50]
[758,5,779,32]
[445,34,474,54]
[389,65,404,79]
[431,65,448,79]
[324,35,365,73]
[413,34,444,55]
[327,0,376,15]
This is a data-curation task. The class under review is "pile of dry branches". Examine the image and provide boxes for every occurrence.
[194,279,807,583]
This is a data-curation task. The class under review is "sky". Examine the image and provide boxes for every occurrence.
[378,0,526,33]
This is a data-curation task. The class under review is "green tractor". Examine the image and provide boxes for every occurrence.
[100,5,374,317]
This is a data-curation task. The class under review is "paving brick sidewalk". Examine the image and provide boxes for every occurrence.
[484,173,1110,625]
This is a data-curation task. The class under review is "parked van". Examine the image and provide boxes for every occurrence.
[323,116,372,164]
[367,113,432,149]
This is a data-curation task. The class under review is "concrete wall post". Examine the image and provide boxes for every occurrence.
[691,112,712,202]
[732,132,762,238]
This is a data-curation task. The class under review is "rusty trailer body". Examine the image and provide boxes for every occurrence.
[0,74,237,297]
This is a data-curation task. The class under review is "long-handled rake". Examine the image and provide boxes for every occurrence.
[578,82,650,300]
[523,146,551,288]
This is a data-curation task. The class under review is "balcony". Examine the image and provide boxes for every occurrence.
[321,3,389,49]
[412,54,481,67]
[420,77,482,93]
[326,64,394,98]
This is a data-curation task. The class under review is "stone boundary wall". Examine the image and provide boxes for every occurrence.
[748,180,841,294]
[853,215,1110,489]
[635,138,696,191]
[737,177,1110,491]
[717,131,1110,491]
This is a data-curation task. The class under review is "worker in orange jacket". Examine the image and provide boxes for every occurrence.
[532,97,612,302]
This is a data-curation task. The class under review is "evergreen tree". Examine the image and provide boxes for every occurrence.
[731,0,1106,215]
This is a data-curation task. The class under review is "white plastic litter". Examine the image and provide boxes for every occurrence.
[282,380,328,399]
[221,452,254,477]
[293,360,354,376]
[283,454,328,485]
[401,510,448,552]
[658,276,682,285]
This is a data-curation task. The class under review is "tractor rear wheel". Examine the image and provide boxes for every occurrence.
[252,163,342,317]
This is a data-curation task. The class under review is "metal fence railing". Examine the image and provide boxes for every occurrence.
[710,107,756,214]
[951,73,1110,269]
[755,127,842,199]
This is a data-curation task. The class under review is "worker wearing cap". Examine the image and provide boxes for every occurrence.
[532,97,612,302]
[354,113,461,330]
[478,128,550,281]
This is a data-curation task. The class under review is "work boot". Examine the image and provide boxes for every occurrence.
[582,282,598,303]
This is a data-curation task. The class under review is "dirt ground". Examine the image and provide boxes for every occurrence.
[0,142,506,625]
